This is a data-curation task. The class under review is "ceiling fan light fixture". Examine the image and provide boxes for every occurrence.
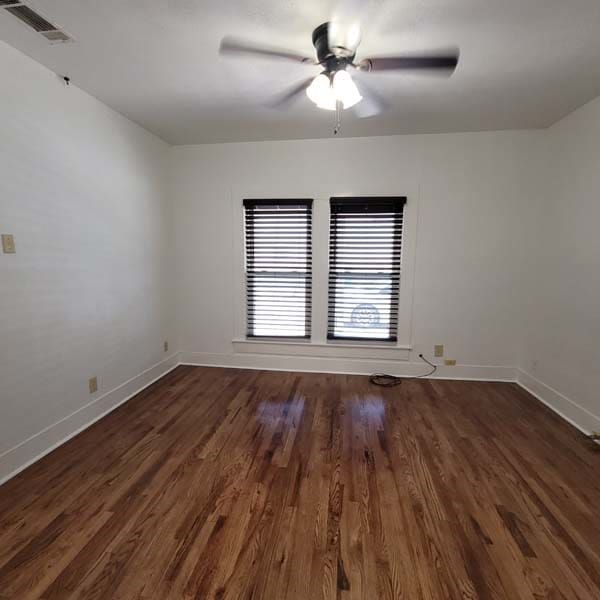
[328,21,361,56]
[317,98,337,111]
[306,73,336,110]
[306,71,362,111]
[333,70,362,109]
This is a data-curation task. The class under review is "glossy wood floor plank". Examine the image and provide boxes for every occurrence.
[1,367,600,599]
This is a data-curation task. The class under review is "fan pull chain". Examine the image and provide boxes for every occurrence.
[334,100,342,135]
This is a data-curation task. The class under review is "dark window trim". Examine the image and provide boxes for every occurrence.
[244,199,313,208]
[328,196,406,343]
[244,198,313,339]
[330,196,406,212]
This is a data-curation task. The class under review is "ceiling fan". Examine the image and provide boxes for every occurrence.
[219,6,459,132]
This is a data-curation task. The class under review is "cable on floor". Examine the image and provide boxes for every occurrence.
[369,353,437,387]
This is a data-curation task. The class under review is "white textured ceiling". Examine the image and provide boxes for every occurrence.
[2,0,600,144]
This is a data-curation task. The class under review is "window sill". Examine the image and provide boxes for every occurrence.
[232,338,411,361]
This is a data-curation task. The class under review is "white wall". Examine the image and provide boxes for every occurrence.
[0,42,177,482]
[170,129,543,379]
[518,96,600,433]
[2,37,597,485]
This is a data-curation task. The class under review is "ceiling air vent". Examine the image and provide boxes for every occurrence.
[2,2,73,43]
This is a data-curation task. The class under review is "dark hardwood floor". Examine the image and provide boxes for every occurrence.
[1,366,600,599]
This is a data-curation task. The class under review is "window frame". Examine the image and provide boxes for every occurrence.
[243,198,313,340]
[327,196,406,343]
[231,190,416,360]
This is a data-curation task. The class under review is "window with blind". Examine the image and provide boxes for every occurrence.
[328,197,406,341]
[244,199,312,338]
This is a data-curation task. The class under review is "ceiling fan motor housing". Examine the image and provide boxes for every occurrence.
[312,22,354,73]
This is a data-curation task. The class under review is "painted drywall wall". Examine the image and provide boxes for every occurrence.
[170,129,543,379]
[2,33,597,484]
[0,42,176,481]
[518,96,600,433]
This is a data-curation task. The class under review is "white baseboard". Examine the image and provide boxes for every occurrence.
[516,369,600,436]
[0,353,180,485]
[179,351,517,382]
[3,355,594,487]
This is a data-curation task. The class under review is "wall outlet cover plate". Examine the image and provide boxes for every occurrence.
[1,234,15,254]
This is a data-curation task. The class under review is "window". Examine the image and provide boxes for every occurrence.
[244,199,312,338]
[328,197,406,341]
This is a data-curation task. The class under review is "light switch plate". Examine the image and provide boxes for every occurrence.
[89,377,98,394]
[1,234,15,254]
[434,344,444,357]
[444,359,457,366]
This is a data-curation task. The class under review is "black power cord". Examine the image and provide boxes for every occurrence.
[369,353,437,387]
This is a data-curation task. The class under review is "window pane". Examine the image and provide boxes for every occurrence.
[328,198,405,342]
[330,276,396,340]
[244,200,312,338]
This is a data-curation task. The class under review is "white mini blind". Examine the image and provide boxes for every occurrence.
[328,197,406,341]
[244,199,312,338]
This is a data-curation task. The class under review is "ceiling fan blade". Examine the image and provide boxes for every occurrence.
[357,50,459,75]
[352,78,388,118]
[268,78,314,110]
[219,37,315,64]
